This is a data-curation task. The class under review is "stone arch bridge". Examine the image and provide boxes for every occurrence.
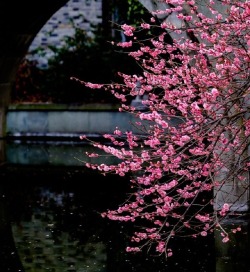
[0,0,68,137]
[0,0,112,140]
[0,0,227,141]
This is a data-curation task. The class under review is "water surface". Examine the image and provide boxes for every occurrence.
[0,140,249,272]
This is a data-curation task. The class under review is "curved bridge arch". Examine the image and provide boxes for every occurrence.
[0,0,114,140]
[0,0,70,138]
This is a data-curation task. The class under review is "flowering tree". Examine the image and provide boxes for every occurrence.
[74,0,250,257]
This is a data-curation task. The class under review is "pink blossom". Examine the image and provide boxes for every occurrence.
[222,236,230,243]
[195,214,210,222]
[84,82,103,89]
[77,1,250,258]
[117,41,133,48]
[167,249,173,257]
[156,241,165,253]
[121,24,135,36]
[141,23,150,29]
[126,247,141,252]
[219,203,230,216]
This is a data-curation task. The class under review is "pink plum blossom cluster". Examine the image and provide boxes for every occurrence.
[79,0,250,257]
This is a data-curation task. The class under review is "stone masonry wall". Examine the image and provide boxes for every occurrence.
[28,0,103,68]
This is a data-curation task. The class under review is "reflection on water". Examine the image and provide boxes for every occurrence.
[1,141,250,272]
[11,187,107,272]
[6,140,121,166]
[3,165,131,272]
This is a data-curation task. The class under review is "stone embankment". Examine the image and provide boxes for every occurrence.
[6,103,143,139]
[5,103,147,166]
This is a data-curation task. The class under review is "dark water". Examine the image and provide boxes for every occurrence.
[0,141,250,272]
